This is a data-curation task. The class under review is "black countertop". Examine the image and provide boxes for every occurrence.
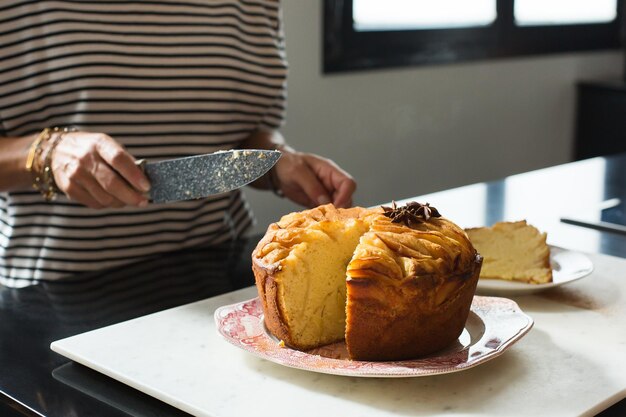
[2,153,626,416]
[1,239,258,417]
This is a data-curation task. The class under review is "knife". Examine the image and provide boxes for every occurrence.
[137,149,281,204]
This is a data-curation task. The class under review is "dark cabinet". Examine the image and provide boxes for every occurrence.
[575,80,626,160]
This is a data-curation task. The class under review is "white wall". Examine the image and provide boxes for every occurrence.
[244,1,624,235]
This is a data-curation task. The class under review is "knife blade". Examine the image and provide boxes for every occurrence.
[138,149,281,204]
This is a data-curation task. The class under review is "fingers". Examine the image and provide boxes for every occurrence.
[51,132,149,209]
[326,165,356,208]
[276,151,357,208]
[68,186,105,210]
[276,157,331,207]
[96,137,151,193]
[331,174,356,208]
[88,156,148,207]
[298,168,332,207]
[302,154,356,208]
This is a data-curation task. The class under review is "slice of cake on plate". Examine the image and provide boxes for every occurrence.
[465,220,552,284]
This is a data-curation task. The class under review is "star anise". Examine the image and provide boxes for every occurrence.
[381,201,441,227]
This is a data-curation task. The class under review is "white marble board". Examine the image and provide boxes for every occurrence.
[51,252,626,417]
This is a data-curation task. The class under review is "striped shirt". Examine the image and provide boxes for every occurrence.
[0,0,287,287]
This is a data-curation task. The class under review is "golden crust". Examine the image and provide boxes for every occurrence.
[252,258,292,346]
[252,204,481,360]
[345,212,481,360]
[346,255,481,360]
[252,205,372,270]
[348,214,479,281]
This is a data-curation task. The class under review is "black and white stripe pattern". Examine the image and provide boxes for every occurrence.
[0,0,287,287]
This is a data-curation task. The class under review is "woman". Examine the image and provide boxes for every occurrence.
[0,1,356,287]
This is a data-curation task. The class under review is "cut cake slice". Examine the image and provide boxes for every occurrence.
[465,220,552,284]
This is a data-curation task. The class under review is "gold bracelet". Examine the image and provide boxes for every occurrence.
[42,130,65,201]
[25,128,52,173]
[31,127,73,201]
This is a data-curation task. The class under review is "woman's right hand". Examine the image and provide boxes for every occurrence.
[50,131,150,209]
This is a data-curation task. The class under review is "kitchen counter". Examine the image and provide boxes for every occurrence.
[1,153,626,416]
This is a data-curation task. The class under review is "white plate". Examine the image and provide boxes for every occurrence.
[476,246,594,296]
[214,296,533,378]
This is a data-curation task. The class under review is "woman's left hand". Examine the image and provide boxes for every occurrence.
[273,146,356,208]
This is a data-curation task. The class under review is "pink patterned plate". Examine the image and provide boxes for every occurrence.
[214,296,533,377]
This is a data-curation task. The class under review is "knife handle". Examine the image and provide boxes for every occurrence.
[135,159,147,172]
[133,159,152,201]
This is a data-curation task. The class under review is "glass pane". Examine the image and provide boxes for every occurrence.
[353,0,497,31]
[515,0,617,26]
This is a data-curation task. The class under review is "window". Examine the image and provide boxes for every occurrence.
[353,0,497,31]
[515,0,617,26]
[323,0,624,73]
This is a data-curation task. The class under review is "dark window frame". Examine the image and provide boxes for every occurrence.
[323,0,625,73]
